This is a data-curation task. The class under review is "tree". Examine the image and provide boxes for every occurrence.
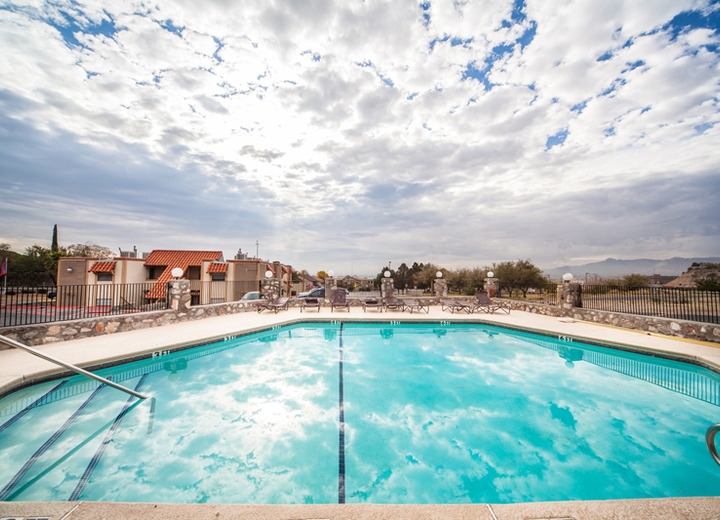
[65,242,114,258]
[9,245,56,286]
[696,276,720,291]
[317,270,329,280]
[622,274,649,290]
[51,225,59,253]
[447,267,485,295]
[395,262,412,290]
[417,263,443,290]
[493,259,547,297]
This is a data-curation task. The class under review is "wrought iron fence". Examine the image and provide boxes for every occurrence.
[0,283,168,327]
[581,285,720,324]
[494,283,559,304]
[0,280,261,327]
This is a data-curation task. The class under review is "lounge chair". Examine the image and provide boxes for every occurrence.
[300,297,321,312]
[362,297,383,312]
[441,298,471,314]
[468,293,511,314]
[257,297,290,314]
[331,290,350,312]
[384,295,405,312]
[403,299,429,314]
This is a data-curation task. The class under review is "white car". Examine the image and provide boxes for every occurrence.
[240,291,262,301]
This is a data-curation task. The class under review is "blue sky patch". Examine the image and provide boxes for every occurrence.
[545,128,569,150]
[51,10,118,49]
[158,18,183,36]
[420,1,431,27]
[570,100,588,113]
[462,62,492,91]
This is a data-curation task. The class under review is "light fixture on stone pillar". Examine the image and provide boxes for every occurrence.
[265,270,273,279]
[171,267,183,279]
[562,273,574,283]
[67,266,73,272]
[436,271,442,278]
[384,271,391,278]
[487,271,494,279]
[328,270,335,278]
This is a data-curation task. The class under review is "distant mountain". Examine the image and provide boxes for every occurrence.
[542,257,720,280]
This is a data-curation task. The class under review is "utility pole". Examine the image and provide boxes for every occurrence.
[255,240,259,259]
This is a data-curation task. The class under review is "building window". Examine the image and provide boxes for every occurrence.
[211,273,226,282]
[148,266,166,279]
[97,273,113,282]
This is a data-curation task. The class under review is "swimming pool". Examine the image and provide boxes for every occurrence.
[1,321,719,503]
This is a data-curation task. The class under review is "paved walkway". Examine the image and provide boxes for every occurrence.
[1,307,719,519]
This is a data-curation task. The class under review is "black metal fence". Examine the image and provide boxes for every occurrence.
[1,281,261,327]
[581,285,720,324]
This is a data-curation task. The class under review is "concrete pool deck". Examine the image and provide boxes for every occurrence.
[1,307,720,519]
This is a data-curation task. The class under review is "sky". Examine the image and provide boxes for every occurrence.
[1,0,719,276]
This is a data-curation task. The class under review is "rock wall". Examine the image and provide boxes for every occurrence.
[0,301,256,348]
[1,298,718,347]
[507,300,720,344]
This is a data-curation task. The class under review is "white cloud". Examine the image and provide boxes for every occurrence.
[1,0,718,273]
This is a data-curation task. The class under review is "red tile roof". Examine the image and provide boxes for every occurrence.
[89,261,116,273]
[207,263,228,273]
[144,250,224,299]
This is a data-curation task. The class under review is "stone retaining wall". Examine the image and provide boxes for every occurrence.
[508,300,720,344]
[0,301,256,349]
[1,298,719,347]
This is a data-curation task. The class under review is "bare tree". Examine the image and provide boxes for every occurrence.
[65,242,115,258]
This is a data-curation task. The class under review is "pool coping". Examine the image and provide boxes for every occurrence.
[1,307,720,519]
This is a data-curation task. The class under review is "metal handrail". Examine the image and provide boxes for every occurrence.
[707,423,720,466]
[0,334,149,400]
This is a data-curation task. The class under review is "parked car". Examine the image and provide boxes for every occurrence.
[298,287,348,299]
[240,291,262,301]
[47,288,57,300]
[299,287,324,299]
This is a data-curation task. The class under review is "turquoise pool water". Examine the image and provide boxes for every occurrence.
[1,322,719,503]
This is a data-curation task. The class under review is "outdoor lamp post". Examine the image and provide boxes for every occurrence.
[562,273,574,283]
[171,267,183,279]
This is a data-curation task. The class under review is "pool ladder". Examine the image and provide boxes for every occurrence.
[707,423,720,466]
[0,333,149,400]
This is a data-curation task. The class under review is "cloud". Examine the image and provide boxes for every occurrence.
[0,0,718,273]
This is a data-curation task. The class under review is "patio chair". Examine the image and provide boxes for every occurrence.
[300,297,321,312]
[468,293,511,314]
[257,297,290,314]
[441,298,471,314]
[331,290,350,312]
[384,295,405,312]
[403,299,429,314]
[362,297,383,312]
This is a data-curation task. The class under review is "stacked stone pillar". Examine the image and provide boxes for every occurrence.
[261,278,281,301]
[434,278,447,299]
[167,280,191,312]
[324,277,338,303]
[381,277,395,301]
[484,278,498,297]
[559,282,582,309]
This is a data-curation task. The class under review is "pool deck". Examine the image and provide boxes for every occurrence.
[1,307,720,519]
